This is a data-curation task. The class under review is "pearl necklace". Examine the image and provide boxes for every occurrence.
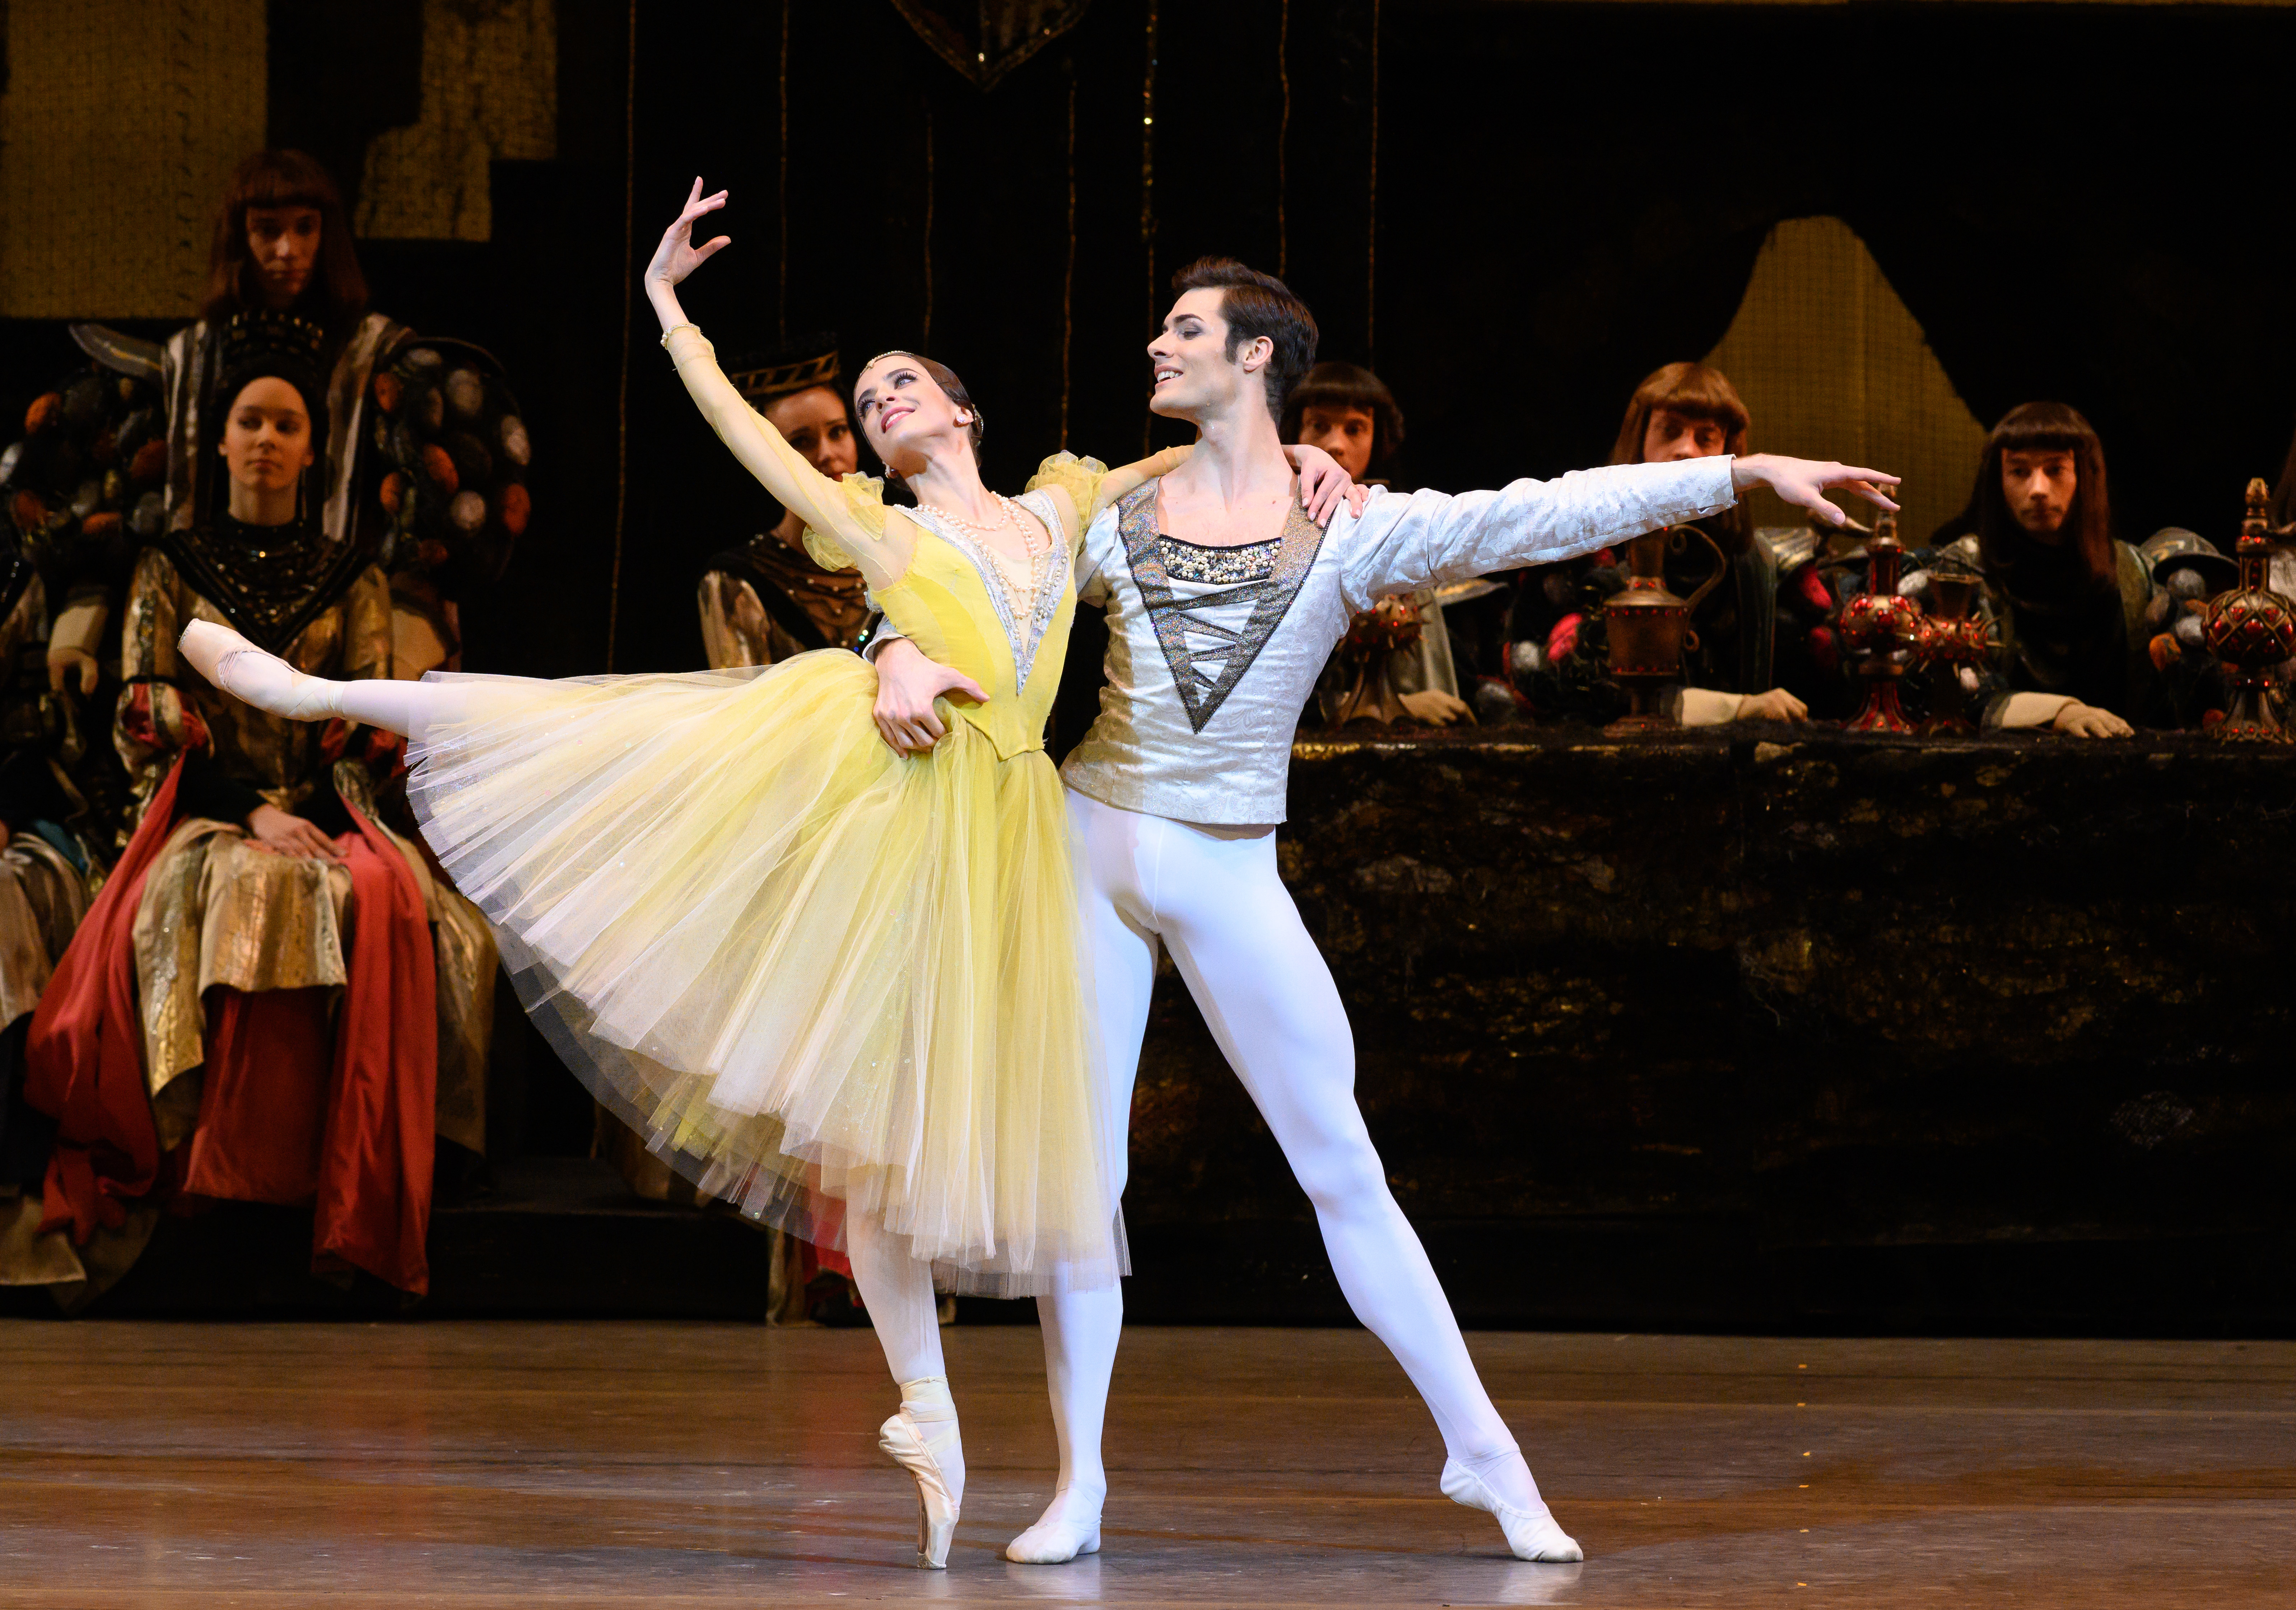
[920,494,1044,559]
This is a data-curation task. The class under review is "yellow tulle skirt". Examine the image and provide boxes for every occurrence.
[404,652,1123,1296]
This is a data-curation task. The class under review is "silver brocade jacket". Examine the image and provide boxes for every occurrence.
[1059,456,1740,825]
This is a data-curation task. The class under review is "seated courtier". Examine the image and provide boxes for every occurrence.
[696,334,873,666]
[1961,402,2152,736]
[1283,363,1472,725]
[20,315,492,1303]
[0,540,104,1276]
[1515,362,1807,725]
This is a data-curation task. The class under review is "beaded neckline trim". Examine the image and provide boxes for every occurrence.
[907,489,1066,690]
[1155,534,1280,585]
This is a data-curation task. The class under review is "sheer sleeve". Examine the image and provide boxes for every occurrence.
[1029,445,1194,568]
[663,325,905,589]
[1028,448,1192,525]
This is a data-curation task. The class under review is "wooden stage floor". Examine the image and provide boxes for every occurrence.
[2,1321,2291,1608]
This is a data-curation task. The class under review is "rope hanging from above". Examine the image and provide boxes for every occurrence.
[889,0,1094,90]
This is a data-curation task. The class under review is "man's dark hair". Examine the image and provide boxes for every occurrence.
[1971,401,2113,587]
[1170,257,1318,421]
[1280,362,1405,481]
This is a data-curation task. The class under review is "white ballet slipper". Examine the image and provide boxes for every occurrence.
[1004,1483,1103,1563]
[879,1379,963,1569]
[1442,1456,1584,1563]
[177,621,340,721]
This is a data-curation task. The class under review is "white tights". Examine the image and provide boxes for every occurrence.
[1041,792,1533,1502]
[845,1212,945,1384]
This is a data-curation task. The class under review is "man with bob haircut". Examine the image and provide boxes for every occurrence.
[874,257,1898,1565]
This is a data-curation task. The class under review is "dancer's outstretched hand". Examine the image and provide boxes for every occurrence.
[871,638,989,755]
[1732,453,1901,527]
[647,177,731,292]
[1284,444,1372,526]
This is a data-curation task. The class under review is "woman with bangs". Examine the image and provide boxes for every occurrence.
[172,179,1360,1569]
[1517,361,1809,723]
[158,150,406,552]
[1964,401,2150,735]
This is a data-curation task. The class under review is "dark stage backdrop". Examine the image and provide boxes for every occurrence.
[10,1,2288,679]
[605,0,2296,677]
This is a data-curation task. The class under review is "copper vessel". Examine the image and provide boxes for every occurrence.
[2201,478,2296,742]
[1838,514,1925,734]
[1915,567,1992,734]
[1602,523,1725,733]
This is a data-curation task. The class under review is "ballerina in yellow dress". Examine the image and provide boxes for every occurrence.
[175,179,1352,1570]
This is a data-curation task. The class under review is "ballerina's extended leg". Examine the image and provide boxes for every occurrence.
[177,620,470,741]
[847,1212,966,1568]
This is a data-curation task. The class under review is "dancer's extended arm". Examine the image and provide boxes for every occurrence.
[1339,454,1899,613]
[659,326,898,589]
[645,179,900,592]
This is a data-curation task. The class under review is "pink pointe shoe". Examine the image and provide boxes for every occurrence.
[178,621,339,720]
[877,1378,964,1568]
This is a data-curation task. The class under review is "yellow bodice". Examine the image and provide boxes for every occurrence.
[875,525,1075,761]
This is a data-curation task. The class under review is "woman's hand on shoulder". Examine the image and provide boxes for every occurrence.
[1284,443,1371,526]
[870,639,988,756]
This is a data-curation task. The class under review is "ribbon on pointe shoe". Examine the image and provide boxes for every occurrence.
[879,1376,964,1569]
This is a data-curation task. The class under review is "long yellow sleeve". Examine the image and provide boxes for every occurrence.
[663,325,898,588]
[1088,445,1191,523]
[1027,445,1193,554]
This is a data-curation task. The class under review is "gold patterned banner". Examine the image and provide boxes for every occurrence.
[1707,217,1988,547]
[355,0,557,242]
[0,0,266,318]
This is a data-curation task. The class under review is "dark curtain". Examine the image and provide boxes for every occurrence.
[11,0,2287,682]
[606,0,2296,675]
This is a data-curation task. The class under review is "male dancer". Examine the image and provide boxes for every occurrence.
[872,258,1897,1563]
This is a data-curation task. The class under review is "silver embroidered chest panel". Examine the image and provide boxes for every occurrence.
[1057,457,1740,826]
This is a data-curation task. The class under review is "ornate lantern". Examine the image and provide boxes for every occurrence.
[1601,523,1725,733]
[1914,566,1992,734]
[1838,513,1925,733]
[2200,478,2296,742]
